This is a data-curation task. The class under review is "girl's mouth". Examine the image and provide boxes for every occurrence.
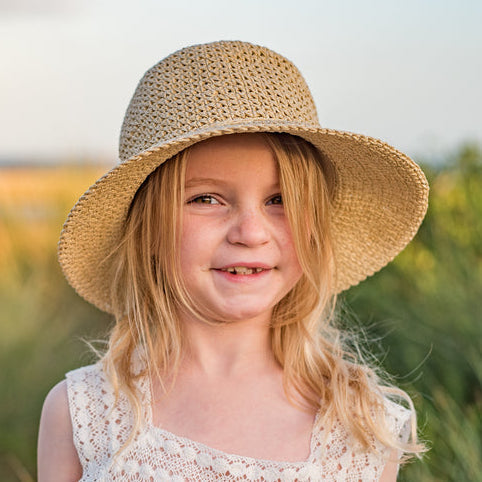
[220,266,265,275]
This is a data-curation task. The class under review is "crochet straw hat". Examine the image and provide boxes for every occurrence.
[58,40,429,313]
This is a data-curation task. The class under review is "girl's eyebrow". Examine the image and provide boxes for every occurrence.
[185,177,227,188]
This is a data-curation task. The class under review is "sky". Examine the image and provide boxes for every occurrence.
[0,0,481,164]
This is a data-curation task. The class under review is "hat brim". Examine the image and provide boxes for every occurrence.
[58,121,429,313]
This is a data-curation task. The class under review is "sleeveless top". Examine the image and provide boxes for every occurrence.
[66,364,411,481]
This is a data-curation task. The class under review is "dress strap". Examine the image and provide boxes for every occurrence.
[66,363,134,478]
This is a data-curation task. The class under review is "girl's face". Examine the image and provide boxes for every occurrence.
[180,133,303,325]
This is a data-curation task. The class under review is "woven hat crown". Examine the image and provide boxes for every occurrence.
[119,41,320,162]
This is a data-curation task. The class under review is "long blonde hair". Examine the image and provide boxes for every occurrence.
[104,132,423,458]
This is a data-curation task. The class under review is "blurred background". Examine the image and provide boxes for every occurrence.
[1,0,481,480]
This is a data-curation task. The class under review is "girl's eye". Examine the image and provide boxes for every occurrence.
[267,195,283,205]
[189,195,220,205]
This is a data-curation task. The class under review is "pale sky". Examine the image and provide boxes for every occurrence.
[0,0,481,164]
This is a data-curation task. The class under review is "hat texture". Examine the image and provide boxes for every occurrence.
[58,40,429,313]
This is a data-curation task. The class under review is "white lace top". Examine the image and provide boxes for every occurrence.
[66,364,411,481]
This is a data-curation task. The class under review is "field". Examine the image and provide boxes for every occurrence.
[0,146,481,481]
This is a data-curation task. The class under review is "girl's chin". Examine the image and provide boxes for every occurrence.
[213,310,273,325]
[195,304,275,325]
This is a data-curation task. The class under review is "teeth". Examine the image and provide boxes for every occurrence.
[222,266,264,275]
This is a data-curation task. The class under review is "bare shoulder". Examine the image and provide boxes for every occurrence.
[378,451,400,482]
[38,380,82,482]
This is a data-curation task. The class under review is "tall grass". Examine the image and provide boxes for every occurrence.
[0,166,111,480]
[0,146,481,481]
[346,144,482,481]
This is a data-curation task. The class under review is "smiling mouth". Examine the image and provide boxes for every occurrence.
[219,266,266,275]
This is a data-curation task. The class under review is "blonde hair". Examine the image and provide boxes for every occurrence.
[104,132,424,458]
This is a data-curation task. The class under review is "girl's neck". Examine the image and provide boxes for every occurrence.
[179,313,278,378]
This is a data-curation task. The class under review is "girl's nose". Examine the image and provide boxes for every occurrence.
[226,208,271,247]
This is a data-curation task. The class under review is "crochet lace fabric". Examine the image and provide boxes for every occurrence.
[66,364,411,481]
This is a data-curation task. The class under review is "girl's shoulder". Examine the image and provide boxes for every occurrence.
[65,360,132,424]
[38,380,83,481]
[308,397,412,480]
[65,362,118,424]
[65,363,135,475]
[383,397,413,444]
[66,362,111,396]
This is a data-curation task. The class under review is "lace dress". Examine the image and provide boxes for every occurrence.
[66,364,411,481]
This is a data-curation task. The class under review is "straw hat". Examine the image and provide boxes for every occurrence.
[58,40,429,313]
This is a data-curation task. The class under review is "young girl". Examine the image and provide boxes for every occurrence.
[38,41,428,481]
